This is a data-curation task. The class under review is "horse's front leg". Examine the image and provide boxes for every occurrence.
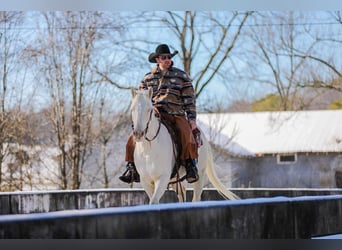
[149,176,170,204]
[140,179,154,203]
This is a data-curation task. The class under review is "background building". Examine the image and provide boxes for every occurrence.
[198,110,342,188]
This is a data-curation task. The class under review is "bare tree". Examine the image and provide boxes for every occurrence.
[161,11,251,99]
[239,11,342,111]
[242,12,328,111]
[0,11,29,191]
[93,99,129,188]
[26,11,116,189]
[293,11,342,92]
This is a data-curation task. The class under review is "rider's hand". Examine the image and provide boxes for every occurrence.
[189,120,197,131]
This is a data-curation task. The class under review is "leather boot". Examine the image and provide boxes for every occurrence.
[185,159,199,183]
[119,162,140,183]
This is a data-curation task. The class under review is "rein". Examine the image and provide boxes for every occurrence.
[144,108,161,142]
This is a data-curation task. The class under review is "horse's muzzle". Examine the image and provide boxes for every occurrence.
[133,130,144,140]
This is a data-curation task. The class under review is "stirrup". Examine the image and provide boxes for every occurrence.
[119,163,140,183]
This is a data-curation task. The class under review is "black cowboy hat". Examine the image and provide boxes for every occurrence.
[148,44,178,63]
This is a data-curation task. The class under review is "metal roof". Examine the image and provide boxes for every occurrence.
[197,110,342,157]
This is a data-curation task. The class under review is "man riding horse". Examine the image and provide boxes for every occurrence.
[119,43,200,184]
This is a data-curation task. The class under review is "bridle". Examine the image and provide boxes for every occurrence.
[144,107,161,142]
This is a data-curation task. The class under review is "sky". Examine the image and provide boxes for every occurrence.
[0,0,341,11]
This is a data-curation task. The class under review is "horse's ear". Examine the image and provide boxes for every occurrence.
[148,87,153,99]
[131,87,136,98]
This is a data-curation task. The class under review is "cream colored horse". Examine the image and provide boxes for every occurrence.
[131,88,239,204]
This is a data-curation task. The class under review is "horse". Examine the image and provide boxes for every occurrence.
[130,87,239,204]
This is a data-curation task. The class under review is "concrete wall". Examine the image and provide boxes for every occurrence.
[2,188,342,214]
[1,194,342,239]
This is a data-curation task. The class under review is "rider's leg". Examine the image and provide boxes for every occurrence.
[185,158,199,183]
[119,133,140,183]
[175,116,199,183]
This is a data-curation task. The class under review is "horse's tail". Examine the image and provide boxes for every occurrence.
[205,146,240,200]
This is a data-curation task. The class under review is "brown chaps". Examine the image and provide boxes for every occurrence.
[125,112,198,162]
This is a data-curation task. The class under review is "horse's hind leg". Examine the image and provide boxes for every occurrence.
[191,168,206,202]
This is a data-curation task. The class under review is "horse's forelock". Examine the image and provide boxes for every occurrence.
[131,89,152,111]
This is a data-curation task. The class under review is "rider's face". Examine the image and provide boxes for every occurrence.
[156,54,172,70]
